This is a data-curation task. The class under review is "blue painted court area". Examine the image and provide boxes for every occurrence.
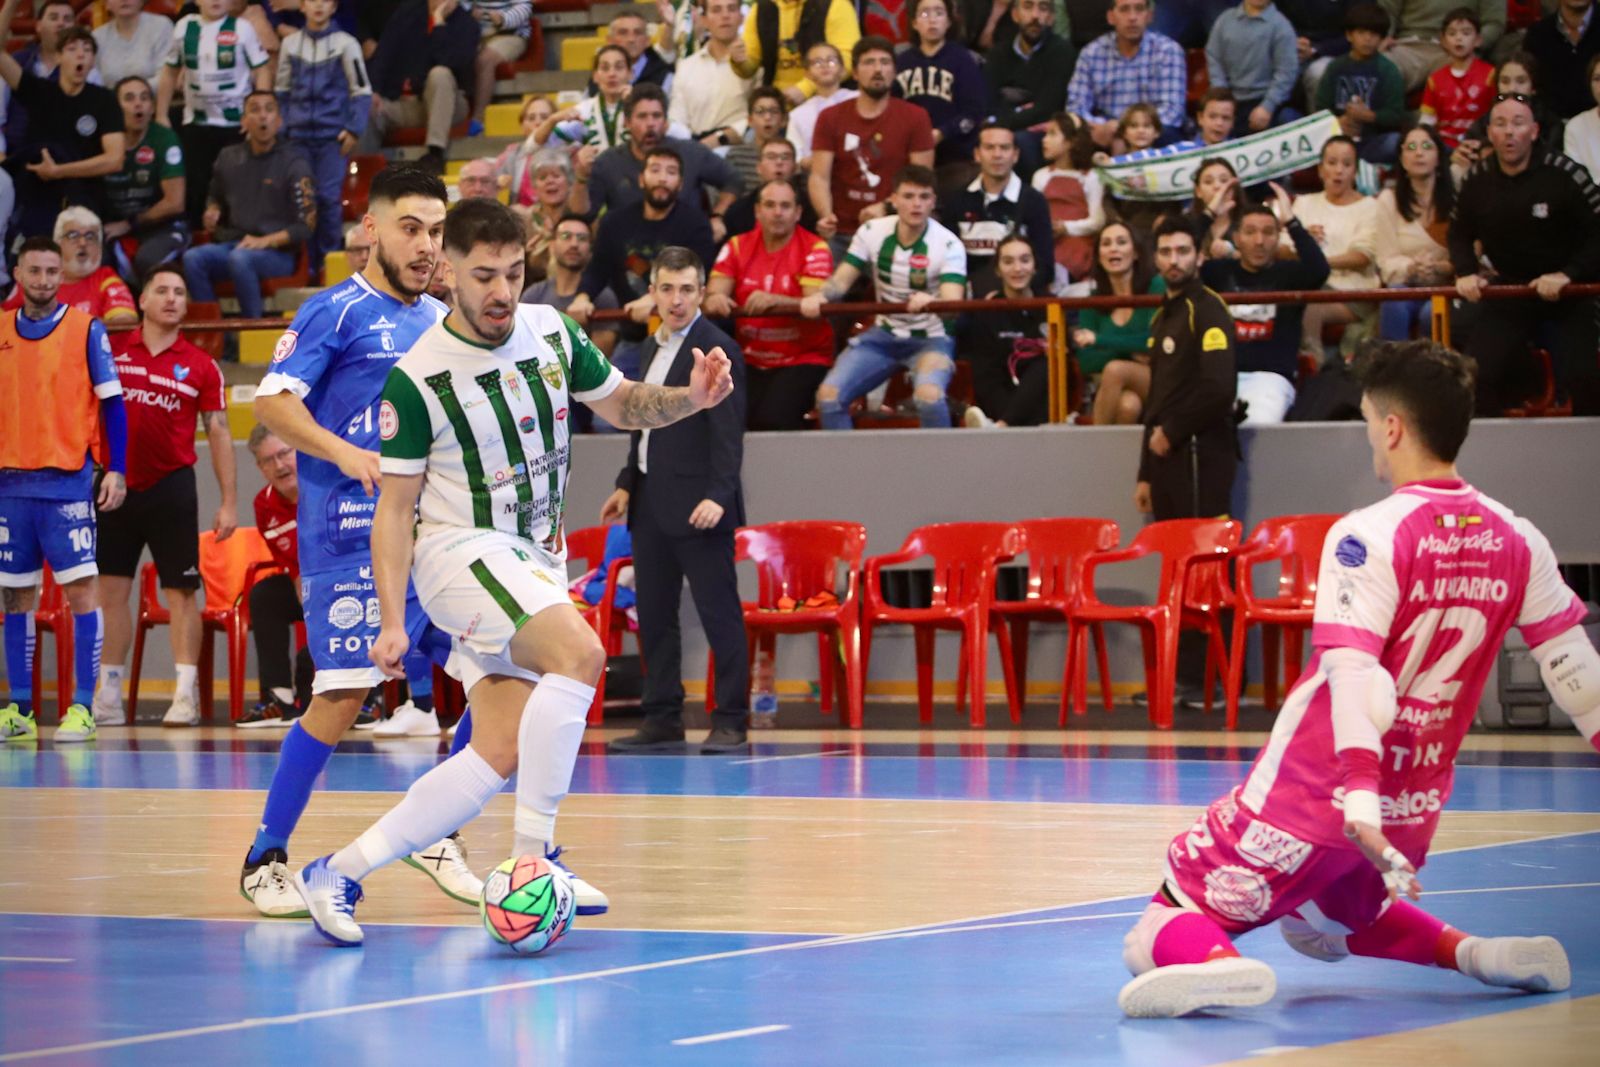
[2,833,1597,1066]
[4,746,1599,811]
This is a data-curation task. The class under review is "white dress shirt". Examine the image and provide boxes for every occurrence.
[637,313,699,474]
[668,46,753,138]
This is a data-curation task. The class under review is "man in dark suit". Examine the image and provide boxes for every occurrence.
[601,247,751,754]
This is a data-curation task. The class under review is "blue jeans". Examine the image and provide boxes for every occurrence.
[817,329,956,430]
[295,136,346,273]
[1380,294,1431,340]
[184,241,297,319]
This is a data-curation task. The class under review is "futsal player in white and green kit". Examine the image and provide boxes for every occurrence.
[295,202,736,946]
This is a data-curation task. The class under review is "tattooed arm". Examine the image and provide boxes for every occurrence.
[585,345,736,430]
[203,408,239,541]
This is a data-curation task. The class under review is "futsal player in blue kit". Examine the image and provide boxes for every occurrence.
[243,167,482,917]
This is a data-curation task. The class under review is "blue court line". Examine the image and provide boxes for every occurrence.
[3,833,1597,1066]
[3,748,1598,811]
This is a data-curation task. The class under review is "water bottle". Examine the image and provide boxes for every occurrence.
[750,646,778,729]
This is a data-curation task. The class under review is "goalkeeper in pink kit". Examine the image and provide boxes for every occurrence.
[1119,340,1600,1018]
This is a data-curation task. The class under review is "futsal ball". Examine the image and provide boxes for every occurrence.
[480,855,577,955]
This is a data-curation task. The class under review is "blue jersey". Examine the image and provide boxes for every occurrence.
[0,304,119,501]
[256,273,447,575]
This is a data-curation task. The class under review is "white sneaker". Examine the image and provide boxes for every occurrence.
[53,704,98,743]
[1456,935,1571,993]
[403,833,483,904]
[91,688,124,725]
[962,405,995,429]
[1118,957,1277,1018]
[162,692,200,727]
[372,702,440,737]
[295,855,365,947]
[240,848,310,918]
[545,845,609,915]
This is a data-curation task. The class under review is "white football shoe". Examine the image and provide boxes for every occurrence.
[1456,935,1571,993]
[1118,957,1277,1018]
[372,701,441,737]
[295,856,365,947]
[240,848,310,918]
[162,692,200,727]
[91,685,124,726]
[403,833,483,904]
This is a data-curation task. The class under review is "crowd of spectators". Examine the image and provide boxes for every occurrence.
[2,0,1598,424]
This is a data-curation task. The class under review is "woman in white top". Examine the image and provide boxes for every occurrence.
[1565,55,1600,185]
[1292,136,1379,357]
[534,45,633,167]
[494,96,555,211]
[1374,123,1456,341]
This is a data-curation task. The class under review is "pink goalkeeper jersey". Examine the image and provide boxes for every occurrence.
[1237,479,1586,853]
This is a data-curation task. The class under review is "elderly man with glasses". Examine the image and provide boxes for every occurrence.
[4,207,136,324]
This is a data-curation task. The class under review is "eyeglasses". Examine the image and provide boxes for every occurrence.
[750,106,784,117]
[1493,92,1533,105]
[255,447,294,467]
[1402,141,1436,151]
[62,230,100,243]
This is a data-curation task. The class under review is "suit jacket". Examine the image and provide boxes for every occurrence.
[616,315,747,535]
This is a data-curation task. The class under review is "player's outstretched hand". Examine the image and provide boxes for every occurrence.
[370,627,409,680]
[688,347,735,409]
[1345,819,1421,903]
[339,445,382,497]
[97,471,126,512]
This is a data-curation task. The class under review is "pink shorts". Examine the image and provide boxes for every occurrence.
[1161,788,1420,936]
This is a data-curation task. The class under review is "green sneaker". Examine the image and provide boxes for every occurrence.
[0,703,38,741]
[54,704,98,744]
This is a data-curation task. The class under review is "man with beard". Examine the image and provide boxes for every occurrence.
[245,166,482,919]
[4,207,136,325]
[985,0,1076,171]
[519,214,619,359]
[569,146,715,391]
[102,75,189,286]
[809,37,935,259]
[583,84,742,235]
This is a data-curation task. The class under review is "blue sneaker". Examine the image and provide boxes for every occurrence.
[467,119,484,137]
[544,844,609,915]
[295,856,365,946]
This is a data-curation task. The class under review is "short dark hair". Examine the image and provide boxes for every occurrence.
[113,75,153,97]
[748,85,786,115]
[893,164,937,192]
[443,198,526,257]
[368,164,449,209]
[57,25,97,55]
[624,82,668,118]
[142,264,187,290]
[594,43,630,71]
[1440,6,1480,33]
[244,88,278,110]
[1345,3,1389,34]
[1496,50,1542,93]
[1198,87,1236,110]
[650,245,706,285]
[38,0,76,13]
[17,236,62,261]
[975,121,1016,144]
[1355,340,1476,462]
[757,178,799,202]
[1320,134,1358,162]
[1152,214,1200,247]
[554,212,592,233]
[852,34,896,66]
[643,144,684,174]
[760,138,796,157]
[1234,202,1278,228]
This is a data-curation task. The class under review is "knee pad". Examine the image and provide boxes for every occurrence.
[1122,899,1187,977]
[1279,907,1351,963]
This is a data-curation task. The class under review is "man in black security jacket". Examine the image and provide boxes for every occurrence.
[602,246,751,755]
[1449,93,1600,416]
[1201,183,1330,424]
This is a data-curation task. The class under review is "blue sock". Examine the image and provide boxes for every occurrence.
[449,708,472,755]
[249,722,336,864]
[72,610,102,706]
[404,647,434,713]
[4,612,34,716]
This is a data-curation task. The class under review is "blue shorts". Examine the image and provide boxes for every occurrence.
[0,495,99,588]
[300,565,435,695]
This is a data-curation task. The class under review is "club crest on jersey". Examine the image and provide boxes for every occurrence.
[1203,865,1272,924]
[378,400,398,440]
[1434,513,1481,528]
[1334,535,1366,568]
[506,374,522,401]
[539,362,564,390]
[174,364,190,381]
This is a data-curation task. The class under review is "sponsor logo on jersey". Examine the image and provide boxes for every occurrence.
[1203,865,1272,923]
[0,526,9,545]
[272,330,298,363]
[555,406,567,420]
[1532,202,1548,219]
[369,316,397,331]
[1406,576,1509,603]
[518,415,536,434]
[1161,336,1175,354]
[217,30,238,45]
[378,400,398,440]
[174,364,190,381]
[1201,326,1228,352]
[483,463,528,490]
[1237,820,1312,874]
[1415,529,1504,556]
[1332,785,1443,824]
[75,115,98,137]
[166,145,182,166]
[57,501,92,521]
[1334,535,1367,567]
[135,146,156,165]
[328,596,364,630]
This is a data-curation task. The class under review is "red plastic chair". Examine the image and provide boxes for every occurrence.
[28,569,75,722]
[1068,519,1241,729]
[565,525,635,725]
[1224,514,1340,729]
[989,518,1121,727]
[862,522,1024,727]
[129,529,278,722]
[706,522,869,727]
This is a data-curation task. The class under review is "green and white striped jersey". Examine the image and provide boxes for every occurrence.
[166,14,270,127]
[378,305,623,567]
[843,215,967,339]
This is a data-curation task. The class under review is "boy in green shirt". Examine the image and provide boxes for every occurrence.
[1315,4,1407,164]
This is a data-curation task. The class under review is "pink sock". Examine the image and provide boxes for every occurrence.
[1345,900,1467,970]
[1151,909,1240,967]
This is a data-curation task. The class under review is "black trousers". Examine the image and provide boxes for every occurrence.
[179,124,243,229]
[1147,432,1237,690]
[630,474,750,730]
[972,356,1050,426]
[1460,296,1600,416]
[745,364,828,431]
[248,573,312,704]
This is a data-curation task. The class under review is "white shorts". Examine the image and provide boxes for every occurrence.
[1237,371,1296,425]
[417,529,569,692]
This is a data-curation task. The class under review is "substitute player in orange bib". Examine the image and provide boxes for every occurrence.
[1117,340,1600,1018]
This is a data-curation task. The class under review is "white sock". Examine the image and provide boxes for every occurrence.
[270,687,295,705]
[98,665,124,700]
[174,664,198,701]
[511,674,596,858]
[329,746,507,882]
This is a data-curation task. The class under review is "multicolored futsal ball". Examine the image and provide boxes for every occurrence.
[480,855,576,954]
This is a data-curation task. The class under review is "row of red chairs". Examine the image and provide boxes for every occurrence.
[569,513,1340,731]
